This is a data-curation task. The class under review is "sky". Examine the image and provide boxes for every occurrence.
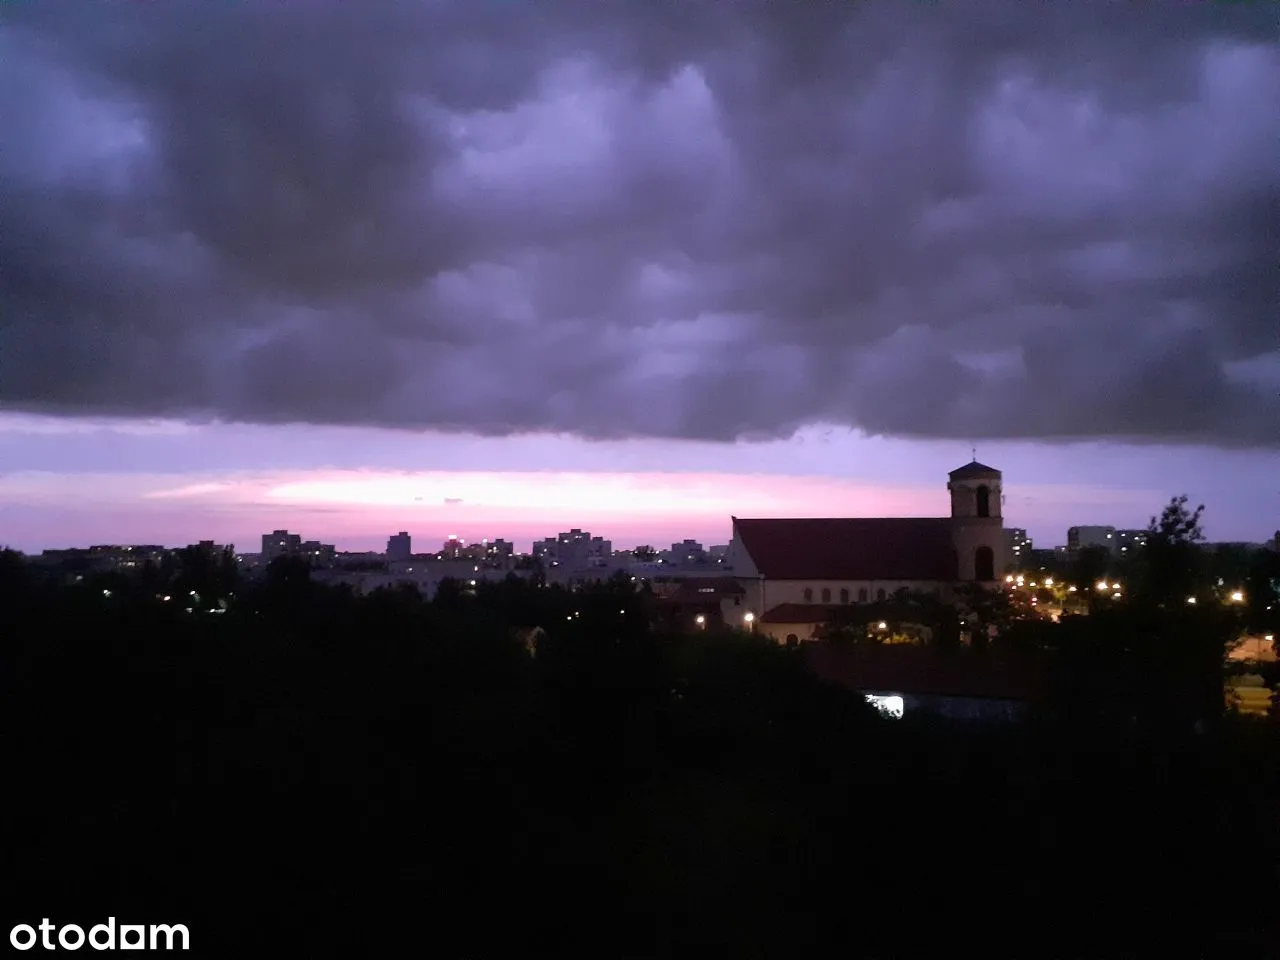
[1,1,1277,553]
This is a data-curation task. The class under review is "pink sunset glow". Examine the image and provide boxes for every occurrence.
[0,465,1165,553]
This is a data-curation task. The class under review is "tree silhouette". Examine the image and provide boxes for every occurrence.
[172,542,239,602]
[1070,545,1113,597]
[1244,548,1280,639]
[1135,494,1208,606]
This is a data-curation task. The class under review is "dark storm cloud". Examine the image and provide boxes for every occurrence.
[2,0,1278,446]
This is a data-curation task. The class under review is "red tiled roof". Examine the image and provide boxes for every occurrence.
[733,517,957,581]
[803,642,1041,702]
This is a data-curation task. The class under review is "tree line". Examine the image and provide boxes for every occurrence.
[1,497,1278,955]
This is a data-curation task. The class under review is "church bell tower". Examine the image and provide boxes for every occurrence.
[947,460,1005,582]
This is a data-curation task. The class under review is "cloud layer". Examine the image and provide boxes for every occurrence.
[3,1,1278,446]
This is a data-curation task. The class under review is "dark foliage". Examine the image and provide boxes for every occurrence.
[1,555,1278,957]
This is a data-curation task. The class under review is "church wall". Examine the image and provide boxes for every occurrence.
[725,533,759,577]
[758,618,936,646]
[760,579,949,611]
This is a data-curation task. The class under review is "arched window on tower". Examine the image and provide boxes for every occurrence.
[821,588,831,603]
[976,485,991,518]
[876,588,886,602]
[803,587,813,602]
[839,588,849,604]
[974,546,995,582]
[858,588,868,603]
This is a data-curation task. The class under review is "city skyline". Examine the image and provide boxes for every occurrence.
[4,412,1274,554]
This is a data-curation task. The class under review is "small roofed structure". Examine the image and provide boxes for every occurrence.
[654,577,748,632]
[760,602,933,646]
[803,642,1042,723]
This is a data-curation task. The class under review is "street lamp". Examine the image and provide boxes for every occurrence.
[1229,591,1244,603]
[743,612,755,631]
[695,614,705,629]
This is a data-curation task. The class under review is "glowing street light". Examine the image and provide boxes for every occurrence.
[1229,591,1244,603]
[743,612,755,631]
[1096,581,1109,592]
[1043,578,1054,587]
[1187,596,1197,605]
[695,614,706,628]
[877,621,888,630]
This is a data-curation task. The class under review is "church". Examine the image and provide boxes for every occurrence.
[725,461,1008,642]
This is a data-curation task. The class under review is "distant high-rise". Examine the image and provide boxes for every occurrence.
[1067,525,1115,560]
[534,529,611,568]
[262,530,301,561]
[666,539,708,565]
[1004,528,1032,565]
[387,532,412,562]
[301,540,336,566]
[483,539,514,560]
[1113,529,1148,557]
